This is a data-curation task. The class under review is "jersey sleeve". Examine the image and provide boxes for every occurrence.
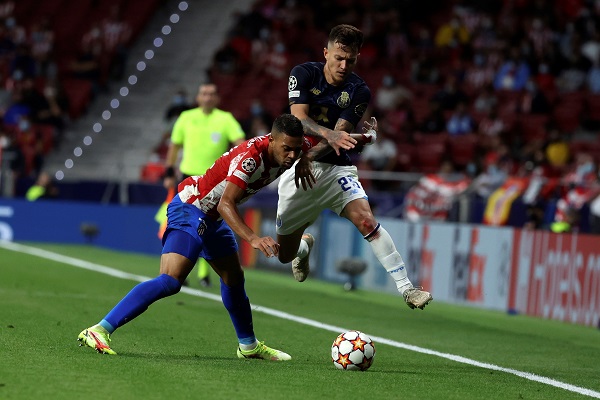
[339,83,371,128]
[224,112,246,143]
[225,150,261,190]
[170,111,187,145]
[288,64,312,106]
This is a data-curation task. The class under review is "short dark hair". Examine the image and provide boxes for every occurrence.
[272,114,303,138]
[328,24,364,53]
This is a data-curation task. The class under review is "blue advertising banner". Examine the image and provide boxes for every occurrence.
[0,199,163,255]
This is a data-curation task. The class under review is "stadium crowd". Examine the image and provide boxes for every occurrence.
[0,0,154,181]
[185,0,600,234]
[4,0,600,234]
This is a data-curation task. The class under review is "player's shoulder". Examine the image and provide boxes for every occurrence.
[291,61,323,76]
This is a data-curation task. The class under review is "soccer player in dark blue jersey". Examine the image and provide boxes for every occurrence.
[276,24,432,310]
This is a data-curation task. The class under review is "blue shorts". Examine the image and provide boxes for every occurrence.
[161,194,238,262]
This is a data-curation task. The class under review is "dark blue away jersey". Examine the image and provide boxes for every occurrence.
[288,62,371,166]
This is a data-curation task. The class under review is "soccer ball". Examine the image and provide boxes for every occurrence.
[331,330,375,371]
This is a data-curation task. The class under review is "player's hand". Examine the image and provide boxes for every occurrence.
[294,155,316,190]
[163,176,176,190]
[361,117,378,145]
[327,130,357,155]
[250,236,280,258]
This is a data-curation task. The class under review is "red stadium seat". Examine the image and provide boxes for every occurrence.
[448,133,479,168]
[414,141,446,173]
[518,114,549,142]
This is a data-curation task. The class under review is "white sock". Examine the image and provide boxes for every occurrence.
[296,238,309,259]
[365,224,413,295]
[239,341,259,351]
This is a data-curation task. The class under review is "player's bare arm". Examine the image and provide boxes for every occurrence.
[290,103,356,155]
[163,142,182,189]
[294,117,378,190]
[217,182,279,257]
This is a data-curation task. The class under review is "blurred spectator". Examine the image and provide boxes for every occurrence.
[533,61,555,92]
[261,39,289,80]
[164,88,193,123]
[472,84,498,113]
[242,98,273,138]
[518,79,551,114]
[70,41,102,91]
[374,74,412,112]
[434,14,470,49]
[101,4,132,81]
[544,127,571,170]
[419,100,446,133]
[465,52,495,92]
[10,44,35,79]
[3,88,30,127]
[587,61,600,93]
[556,46,591,92]
[470,151,509,198]
[14,115,44,176]
[411,50,439,84]
[552,153,599,232]
[25,171,58,201]
[432,75,469,111]
[493,47,531,91]
[478,106,506,147]
[446,101,474,135]
[0,127,23,175]
[358,129,397,191]
[29,18,55,78]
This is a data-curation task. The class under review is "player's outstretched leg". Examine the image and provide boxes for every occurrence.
[237,341,291,361]
[292,233,314,282]
[77,325,116,355]
[403,287,433,310]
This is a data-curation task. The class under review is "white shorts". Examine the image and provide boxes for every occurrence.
[276,162,368,235]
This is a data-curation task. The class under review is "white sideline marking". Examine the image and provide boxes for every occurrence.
[2,240,599,399]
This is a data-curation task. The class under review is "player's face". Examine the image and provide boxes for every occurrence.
[323,42,359,85]
[196,84,219,110]
[270,134,303,169]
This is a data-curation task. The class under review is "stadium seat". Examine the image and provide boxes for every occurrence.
[518,114,549,142]
[414,141,446,173]
[62,79,93,119]
[448,133,479,168]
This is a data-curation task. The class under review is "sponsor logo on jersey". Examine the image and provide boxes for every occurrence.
[276,214,282,228]
[354,102,368,117]
[337,91,351,108]
[197,219,207,236]
[288,76,298,91]
[310,87,321,95]
[241,158,257,172]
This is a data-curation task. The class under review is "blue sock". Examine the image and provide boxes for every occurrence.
[102,274,181,331]
[220,278,255,343]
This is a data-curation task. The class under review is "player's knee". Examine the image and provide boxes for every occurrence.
[357,216,377,235]
[158,273,182,295]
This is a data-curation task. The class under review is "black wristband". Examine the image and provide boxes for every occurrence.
[165,166,175,178]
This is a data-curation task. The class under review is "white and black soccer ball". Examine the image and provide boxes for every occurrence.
[331,330,375,371]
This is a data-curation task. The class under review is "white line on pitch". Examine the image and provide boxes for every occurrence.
[2,240,599,399]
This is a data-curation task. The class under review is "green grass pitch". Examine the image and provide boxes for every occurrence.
[1,242,599,400]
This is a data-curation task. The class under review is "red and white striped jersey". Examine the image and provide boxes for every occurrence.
[177,134,312,219]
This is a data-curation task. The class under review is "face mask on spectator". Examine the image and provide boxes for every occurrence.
[19,119,31,132]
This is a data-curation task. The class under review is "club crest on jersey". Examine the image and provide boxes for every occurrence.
[242,158,257,172]
[288,76,298,91]
[337,91,351,108]
[276,214,282,228]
